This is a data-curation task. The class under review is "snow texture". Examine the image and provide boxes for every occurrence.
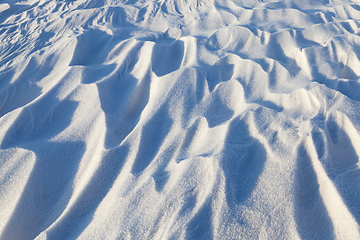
[1,0,360,239]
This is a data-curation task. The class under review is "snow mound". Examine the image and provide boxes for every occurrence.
[1,0,360,239]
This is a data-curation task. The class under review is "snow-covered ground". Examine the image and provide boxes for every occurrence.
[1,0,360,239]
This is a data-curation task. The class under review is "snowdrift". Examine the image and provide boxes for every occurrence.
[1,0,360,239]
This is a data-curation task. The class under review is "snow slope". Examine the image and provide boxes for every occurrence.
[1,0,360,239]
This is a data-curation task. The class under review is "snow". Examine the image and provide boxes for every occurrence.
[1,0,360,239]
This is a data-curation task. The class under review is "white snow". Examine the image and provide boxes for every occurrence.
[1,0,360,239]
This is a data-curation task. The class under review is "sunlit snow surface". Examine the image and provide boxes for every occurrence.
[1,0,360,239]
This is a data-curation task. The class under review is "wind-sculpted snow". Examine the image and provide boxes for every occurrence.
[1,0,360,239]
